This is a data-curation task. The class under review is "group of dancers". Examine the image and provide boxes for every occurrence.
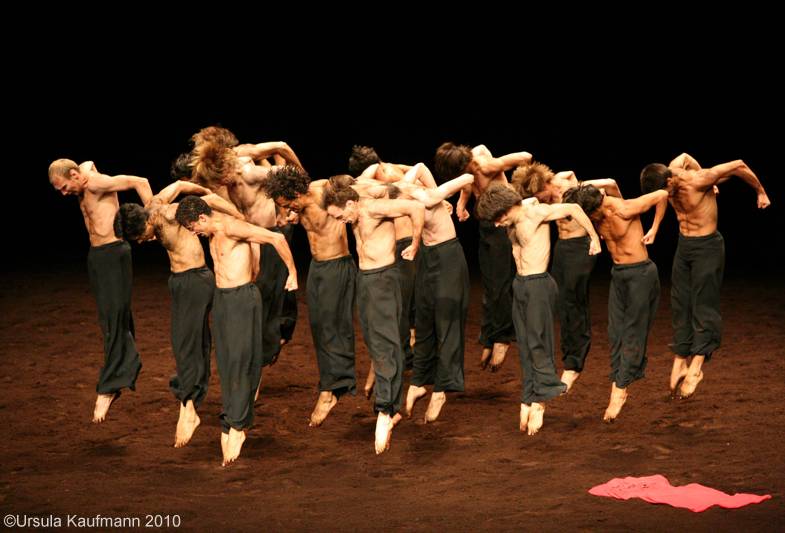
[48,126,770,465]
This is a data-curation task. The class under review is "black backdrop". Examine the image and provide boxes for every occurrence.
[10,39,784,280]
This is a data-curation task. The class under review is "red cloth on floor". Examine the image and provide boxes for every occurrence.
[589,475,771,512]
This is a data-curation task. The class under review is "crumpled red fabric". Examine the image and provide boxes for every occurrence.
[589,475,771,512]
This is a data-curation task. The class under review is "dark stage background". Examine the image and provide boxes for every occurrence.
[9,63,784,281]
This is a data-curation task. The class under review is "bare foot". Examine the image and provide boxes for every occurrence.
[489,342,509,372]
[405,385,427,417]
[364,363,376,399]
[222,428,246,466]
[561,370,581,393]
[409,328,416,350]
[424,392,447,423]
[527,402,545,435]
[374,412,393,455]
[519,403,531,432]
[603,383,628,422]
[221,431,228,458]
[92,392,119,423]
[480,347,492,370]
[309,391,338,427]
[679,371,704,399]
[391,413,403,428]
[174,400,201,448]
[670,356,688,397]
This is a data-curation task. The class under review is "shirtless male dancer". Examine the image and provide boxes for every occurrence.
[567,184,668,421]
[48,159,152,423]
[476,184,600,434]
[175,195,297,466]
[434,142,532,371]
[191,126,303,366]
[120,180,243,447]
[387,164,474,423]
[263,165,358,427]
[512,162,625,392]
[323,178,424,454]
[640,154,770,398]
[351,145,418,374]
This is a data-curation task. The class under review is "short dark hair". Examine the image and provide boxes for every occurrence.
[263,165,310,200]
[640,163,671,194]
[119,203,150,241]
[563,185,603,215]
[175,195,212,227]
[434,142,472,181]
[322,176,359,209]
[348,145,381,176]
[170,152,194,180]
[476,184,522,222]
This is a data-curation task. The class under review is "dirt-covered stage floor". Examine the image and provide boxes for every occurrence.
[1,265,783,531]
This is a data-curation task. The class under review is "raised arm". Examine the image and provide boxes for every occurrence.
[202,194,244,220]
[224,218,297,290]
[475,151,533,175]
[582,178,623,198]
[696,160,770,208]
[354,180,390,200]
[357,163,380,181]
[86,171,153,205]
[402,163,439,188]
[641,192,669,245]
[153,180,212,206]
[669,152,702,171]
[616,190,669,219]
[404,174,474,208]
[234,141,304,170]
[540,203,601,255]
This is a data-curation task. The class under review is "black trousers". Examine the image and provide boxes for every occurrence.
[307,255,357,395]
[356,264,404,416]
[280,223,298,342]
[512,273,566,404]
[168,266,214,407]
[551,236,596,372]
[395,237,417,367]
[411,238,469,392]
[86,240,141,394]
[256,227,288,366]
[478,221,515,347]
[670,232,724,361]
[608,260,660,388]
[213,283,263,433]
